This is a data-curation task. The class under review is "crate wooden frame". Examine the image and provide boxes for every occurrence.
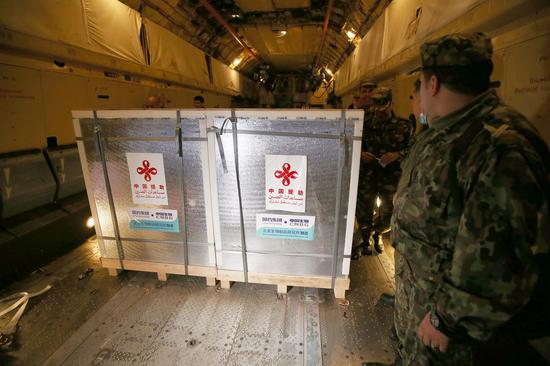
[217,269,350,299]
[101,258,217,286]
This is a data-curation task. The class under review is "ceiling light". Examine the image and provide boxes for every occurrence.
[86,216,95,228]
[230,56,243,69]
[345,29,356,42]
[231,14,240,18]
[271,19,287,35]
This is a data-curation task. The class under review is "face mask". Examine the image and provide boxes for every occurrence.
[419,112,429,126]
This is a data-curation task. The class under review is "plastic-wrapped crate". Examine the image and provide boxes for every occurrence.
[207,109,363,298]
[73,109,363,298]
[73,110,216,284]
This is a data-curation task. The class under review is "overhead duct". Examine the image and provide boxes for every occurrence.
[198,0,260,62]
[313,0,335,70]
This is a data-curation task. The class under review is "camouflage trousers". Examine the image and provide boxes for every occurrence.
[394,251,473,365]
[355,171,397,236]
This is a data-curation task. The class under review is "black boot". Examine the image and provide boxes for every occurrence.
[360,228,373,256]
[351,246,362,260]
[373,231,384,254]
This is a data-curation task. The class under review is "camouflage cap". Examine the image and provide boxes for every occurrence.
[360,79,377,88]
[420,32,492,68]
[370,87,392,104]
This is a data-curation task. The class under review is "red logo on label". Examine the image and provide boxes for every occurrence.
[274,163,298,186]
[136,160,157,182]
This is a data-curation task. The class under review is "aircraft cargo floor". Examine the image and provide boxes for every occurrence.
[0,236,398,366]
[3,236,549,365]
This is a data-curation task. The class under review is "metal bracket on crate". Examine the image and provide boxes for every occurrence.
[93,111,125,272]
[176,111,190,276]
[234,130,342,139]
[230,109,249,284]
[176,114,183,158]
[342,132,350,167]
[207,124,229,174]
[331,110,347,290]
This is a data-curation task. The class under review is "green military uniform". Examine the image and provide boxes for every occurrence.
[356,87,413,252]
[391,33,550,365]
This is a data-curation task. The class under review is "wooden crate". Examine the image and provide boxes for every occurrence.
[74,110,360,299]
[74,110,218,288]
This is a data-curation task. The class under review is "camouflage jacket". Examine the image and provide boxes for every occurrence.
[391,90,549,341]
[361,110,413,174]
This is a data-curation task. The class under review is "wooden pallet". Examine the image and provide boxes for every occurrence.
[216,269,350,299]
[101,258,218,286]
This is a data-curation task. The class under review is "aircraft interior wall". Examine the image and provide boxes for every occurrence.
[338,2,550,144]
[0,54,232,154]
[0,0,259,154]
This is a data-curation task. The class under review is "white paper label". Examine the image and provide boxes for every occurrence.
[128,208,179,232]
[256,214,315,240]
[265,155,307,212]
[126,153,168,205]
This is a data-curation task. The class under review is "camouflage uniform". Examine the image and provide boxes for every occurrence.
[391,33,549,365]
[356,87,413,248]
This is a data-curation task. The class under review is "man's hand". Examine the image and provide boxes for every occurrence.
[418,313,450,353]
[379,152,400,167]
[362,152,377,162]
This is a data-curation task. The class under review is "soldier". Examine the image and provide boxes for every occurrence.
[349,94,363,109]
[364,33,550,366]
[354,87,413,258]
[360,79,377,110]
[353,79,376,258]
[193,95,205,108]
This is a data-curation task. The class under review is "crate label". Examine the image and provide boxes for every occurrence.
[128,208,179,233]
[256,214,315,241]
[126,152,168,205]
[265,155,307,213]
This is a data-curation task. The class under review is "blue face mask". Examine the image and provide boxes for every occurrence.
[420,113,429,126]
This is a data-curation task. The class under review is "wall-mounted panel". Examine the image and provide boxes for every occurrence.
[0,65,46,152]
